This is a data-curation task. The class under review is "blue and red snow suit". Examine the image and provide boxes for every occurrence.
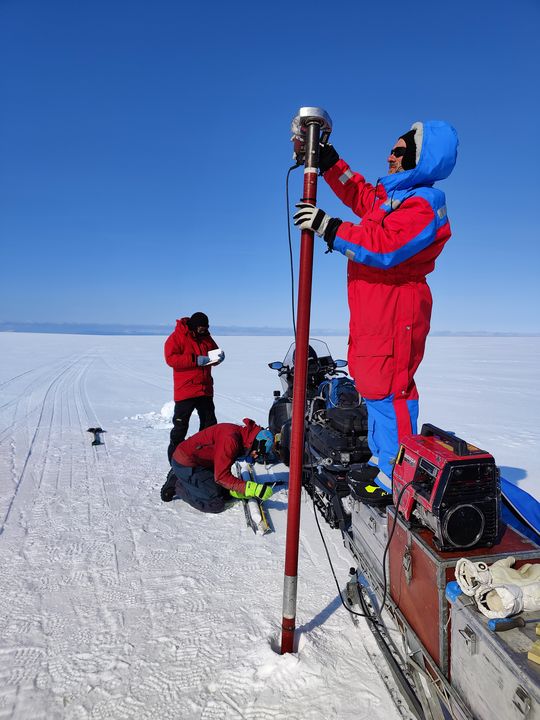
[323,120,458,489]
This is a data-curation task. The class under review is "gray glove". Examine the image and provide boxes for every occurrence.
[197,355,210,366]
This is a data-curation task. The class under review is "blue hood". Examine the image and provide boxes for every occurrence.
[380,120,458,193]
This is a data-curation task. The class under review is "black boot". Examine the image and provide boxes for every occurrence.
[347,464,393,507]
[160,469,177,502]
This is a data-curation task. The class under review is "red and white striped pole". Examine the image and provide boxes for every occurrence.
[281,108,332,654]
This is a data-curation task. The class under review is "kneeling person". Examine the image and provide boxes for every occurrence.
[160,418,275,513]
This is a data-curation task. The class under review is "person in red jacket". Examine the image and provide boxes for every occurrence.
[160,419,275,513]
[164,312,225,463]
[294,120,458,504]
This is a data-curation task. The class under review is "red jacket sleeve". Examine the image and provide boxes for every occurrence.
[164,332,197,371]
[333,196,436,269]
[213,434,246,493]
[324,159,386,218]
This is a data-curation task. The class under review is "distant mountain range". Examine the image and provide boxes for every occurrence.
[0,322,538,337]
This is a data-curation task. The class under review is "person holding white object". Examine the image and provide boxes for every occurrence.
[164,312,225,463]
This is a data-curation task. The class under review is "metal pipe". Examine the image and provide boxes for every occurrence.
[281,118,322,654]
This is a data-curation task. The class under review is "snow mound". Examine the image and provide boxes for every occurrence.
[160,400,174,421]
[127,401,174,427]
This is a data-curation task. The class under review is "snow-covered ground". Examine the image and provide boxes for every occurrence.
[0,332,538,719]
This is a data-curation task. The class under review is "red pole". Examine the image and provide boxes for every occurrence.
[281,118,322,654]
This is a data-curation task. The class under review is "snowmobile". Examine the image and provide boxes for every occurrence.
[268,338,371,531]
[265,339,540,720]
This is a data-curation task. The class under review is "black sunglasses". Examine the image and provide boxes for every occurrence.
[389,146,407,158]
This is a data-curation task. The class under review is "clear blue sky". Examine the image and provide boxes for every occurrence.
[1,0,539,333]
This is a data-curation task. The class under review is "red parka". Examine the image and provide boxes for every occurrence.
[323,121,458,403]
[172,418,262,493]
[164,318,218,402]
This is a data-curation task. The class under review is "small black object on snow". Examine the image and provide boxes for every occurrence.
[87,427,106,446]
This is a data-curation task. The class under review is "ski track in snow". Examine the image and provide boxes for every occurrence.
[0,333,538,719]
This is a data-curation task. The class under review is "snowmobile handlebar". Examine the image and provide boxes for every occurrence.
[268,358,345,376]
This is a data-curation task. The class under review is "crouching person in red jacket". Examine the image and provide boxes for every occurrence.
[164,312,225,463]
[160,418,275,513]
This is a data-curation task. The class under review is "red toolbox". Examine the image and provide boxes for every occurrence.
[387,506,540,674]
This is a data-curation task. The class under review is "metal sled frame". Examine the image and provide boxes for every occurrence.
[343,524,474,720]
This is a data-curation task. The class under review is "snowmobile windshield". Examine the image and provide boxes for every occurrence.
[283,338,333,370]
[276,339,335,394]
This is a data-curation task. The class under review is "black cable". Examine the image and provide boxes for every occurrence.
[378,478,416,619]
[305,407,415,623]
[305,420,372,620]
[286,163,301,336]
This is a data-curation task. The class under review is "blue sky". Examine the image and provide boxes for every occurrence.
[1,0,539,333]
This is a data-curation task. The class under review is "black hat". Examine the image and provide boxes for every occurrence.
[188,312,209,331]
[399,129,417,170]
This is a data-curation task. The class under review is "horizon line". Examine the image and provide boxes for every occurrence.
[0,322,538,338]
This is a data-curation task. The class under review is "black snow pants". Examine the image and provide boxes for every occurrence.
[170,461,230,514]
[167,396,217,463]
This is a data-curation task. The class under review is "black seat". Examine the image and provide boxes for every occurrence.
[325,407,367,435]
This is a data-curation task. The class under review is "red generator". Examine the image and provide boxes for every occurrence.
[392,424,501,551]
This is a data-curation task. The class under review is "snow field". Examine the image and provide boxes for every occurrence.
[0,332,538,719]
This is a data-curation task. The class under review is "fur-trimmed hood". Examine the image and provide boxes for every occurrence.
[380,120,458,193]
